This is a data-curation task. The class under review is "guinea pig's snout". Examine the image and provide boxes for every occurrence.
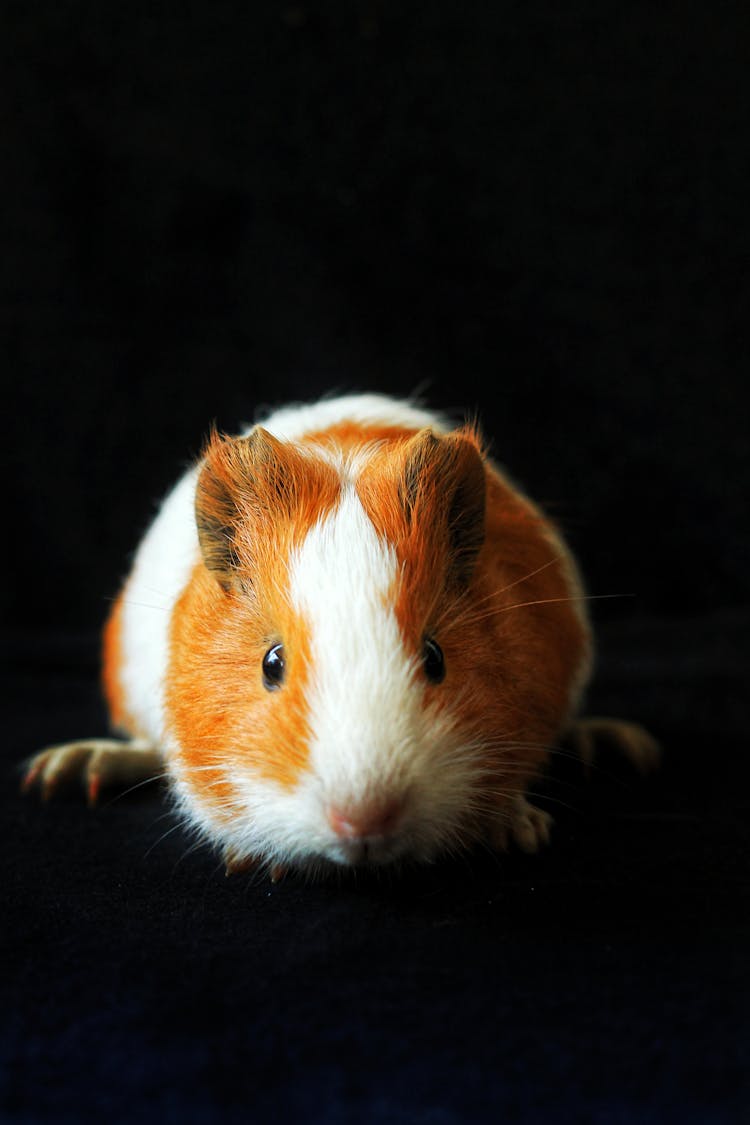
[326,795,406,844]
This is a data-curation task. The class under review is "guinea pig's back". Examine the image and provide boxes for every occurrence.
[102,467,202,745]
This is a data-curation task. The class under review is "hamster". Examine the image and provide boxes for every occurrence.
[23,393,659,879]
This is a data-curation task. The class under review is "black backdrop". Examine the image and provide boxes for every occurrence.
[3,4,748,1123]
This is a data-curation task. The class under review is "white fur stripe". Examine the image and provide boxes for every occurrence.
[288,485,420,805]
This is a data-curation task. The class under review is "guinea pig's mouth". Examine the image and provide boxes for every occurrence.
[327,836,403,868]
[324,822,451,869]
[317,788,469,869]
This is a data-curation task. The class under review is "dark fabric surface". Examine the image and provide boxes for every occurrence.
[3,3,749,1122]
[4,615,748,1124]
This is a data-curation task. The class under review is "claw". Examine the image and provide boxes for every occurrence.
[223,848,261,878]
[21,758,45,793]
[87,772,101,807]
[21,739,162,805]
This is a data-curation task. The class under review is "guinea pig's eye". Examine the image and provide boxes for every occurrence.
[262,643,285,691]
[422,636,445,684]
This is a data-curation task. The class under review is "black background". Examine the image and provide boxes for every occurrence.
[3,3,748,1123]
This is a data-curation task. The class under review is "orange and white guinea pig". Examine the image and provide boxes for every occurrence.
[24,393,658,879]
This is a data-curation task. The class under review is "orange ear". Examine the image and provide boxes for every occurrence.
[195,428,244,589]
[400,427,486,588]
[195,427,338,590]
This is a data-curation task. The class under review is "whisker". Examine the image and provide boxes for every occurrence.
[431,556,593,632]
[101,772,170,807]
[172,838,210,874]
[495,593,632,616]
[143,820,186,859]
[116,599,171,612]
[444,590,633,632]
[493,555,563,598]
[524,790,578,815]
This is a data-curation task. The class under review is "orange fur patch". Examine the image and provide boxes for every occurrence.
[195,426,342,590]
[358,430,590,803]
[101,587,133,734]
[302,420,419,456]
[166,562,316,809]
[452,468,590,753]
[167,433,342,803]
[357,425,487,646]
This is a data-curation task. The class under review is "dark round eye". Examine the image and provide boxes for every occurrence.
[422,636,445,684]
[262,643,285,691]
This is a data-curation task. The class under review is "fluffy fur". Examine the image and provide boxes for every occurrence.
[96,393,593,873]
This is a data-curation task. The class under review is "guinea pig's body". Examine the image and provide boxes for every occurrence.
[26,394,657,877]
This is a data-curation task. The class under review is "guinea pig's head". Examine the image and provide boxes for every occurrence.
[167,423,517,876]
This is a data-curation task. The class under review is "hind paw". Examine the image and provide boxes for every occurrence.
[21,738,163,805]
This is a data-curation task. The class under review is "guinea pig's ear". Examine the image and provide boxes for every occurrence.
[195,426,339,590]
[195,427,292,590]
[195,427,253,590]
[401,427,487,587]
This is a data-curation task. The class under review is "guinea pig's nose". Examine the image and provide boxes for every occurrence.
[327,797,404,841]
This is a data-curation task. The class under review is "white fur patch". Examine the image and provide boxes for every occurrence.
[253,392,449,441]
[289,486,412,798]
[280,486,478,866]
[119,468,201,746]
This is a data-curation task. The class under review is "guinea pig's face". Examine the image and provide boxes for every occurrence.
[166,426,516,874]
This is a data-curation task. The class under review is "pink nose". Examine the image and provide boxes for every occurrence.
[327,798,404,841]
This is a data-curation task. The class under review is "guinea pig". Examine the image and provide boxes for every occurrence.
[23,393,659,879]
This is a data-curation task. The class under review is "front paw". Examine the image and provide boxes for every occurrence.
[21,738,162,805]
[490,795,554,855]
[566,717,662,774]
